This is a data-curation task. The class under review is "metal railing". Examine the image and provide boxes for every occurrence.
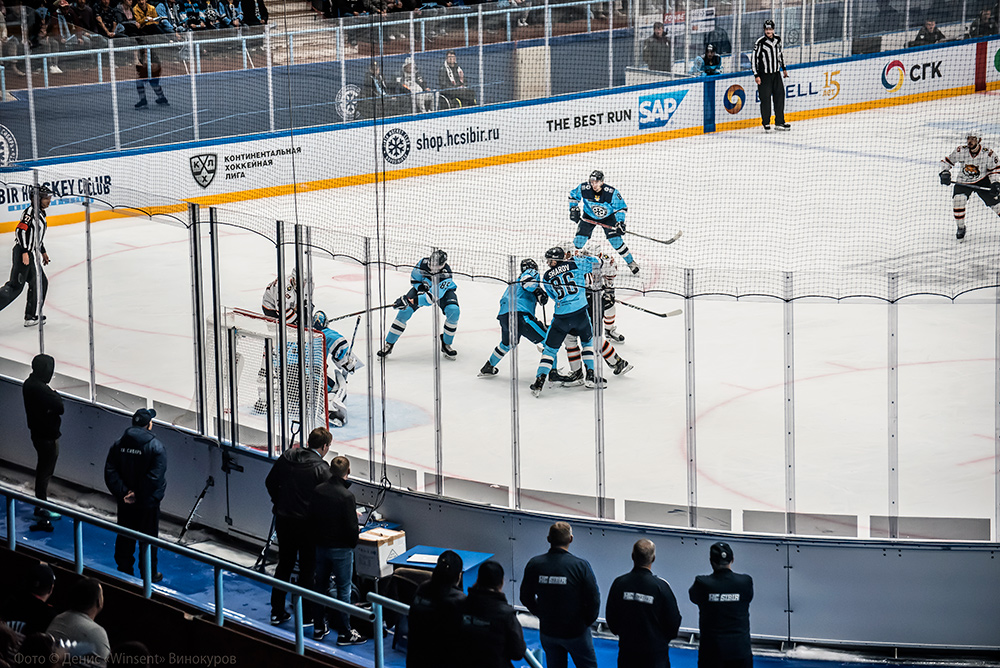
[1,484,374,658]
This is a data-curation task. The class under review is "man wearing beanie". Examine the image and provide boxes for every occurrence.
[689,541,754,668]
[520,521,600,668]
[104,408,167,583]
[22,353,64,531]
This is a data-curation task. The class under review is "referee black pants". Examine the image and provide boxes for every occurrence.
[757,71,786,127]
[0,246,47,319]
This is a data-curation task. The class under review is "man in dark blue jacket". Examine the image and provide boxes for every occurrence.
[689,542,754,668]
[22,354,64,531]
[607,539,682,668]
[457,560,526,668]
[104,408,167,583]
[519,522,600,668]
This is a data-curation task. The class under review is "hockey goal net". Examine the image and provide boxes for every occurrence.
[206,307,329,451]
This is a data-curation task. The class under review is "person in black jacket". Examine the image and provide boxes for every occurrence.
[519,521,600,668]
[265,427,332,625]
[104,408,167,582]
[689,542,754,668]
[0,561,56,635]
[606,539,682,668]
[407,550,466,668]
[22,354,64,531]
[456,560,526,668]
[309,455,365,645]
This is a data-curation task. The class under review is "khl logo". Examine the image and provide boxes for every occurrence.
[382,128,411,165]
[638,90,688,130]
[190,154,217,188]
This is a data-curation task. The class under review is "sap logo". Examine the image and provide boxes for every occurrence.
[909,61,942,81]
[638,90,688,130]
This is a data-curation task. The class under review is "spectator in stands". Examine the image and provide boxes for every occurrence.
[21,354,64,533]
[104,408,168,583]
[134,41,169,107]
[0,0,24,76]
[908,18,946,46]
[702,25,731,54]
[155,0,186,31]
[117,0,143,35]
[94,0,126,38]
[308,456,365,646]
[395,57,433,113]
[606,539,681,668]
[456,561,525,668]
[66,0,98,44]
[689,542,754,668]
[217,0,241,28]
[359,59,391,119]
[690,43,722,75]
[0,621,17,668]
[967,8,997,37]
[438,50,476,108]
[265,427,333,626]
[643,22,671,72]
[520,521,600,668]
[407,550,465,668]
[179,0,207,28]
[133,0,166,33]
[0,562,56,635]
[27,2,64,73]
[15,633,66,668]
[46,578,110,665]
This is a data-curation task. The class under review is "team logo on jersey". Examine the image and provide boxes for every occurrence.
[190,153,218,188]
[963,164,981,179]
[335,84,361,121]
[723,85,745,114]
[0,124,17,167]
[638,90,688,130]
[382,128,411,165]
[881,60,905,92]
[591,204,610,218]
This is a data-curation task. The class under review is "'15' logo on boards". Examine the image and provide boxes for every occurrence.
[638,90,688,130]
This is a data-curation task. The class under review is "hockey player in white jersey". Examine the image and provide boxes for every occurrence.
[939,131,1000,240]
[261,274,300,324]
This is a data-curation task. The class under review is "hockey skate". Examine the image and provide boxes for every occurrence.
[612,357,634,376]
[479,362,498,377]
[956,225,966,240]
[627,260,640,275]
[440,335,458,360]
[23,315,47,327]
[775,123,791,131]
[376,342,394,358]
[763,125,772,132]
[551,368,584,387]
[605,327,625,343]
[584,368,607,388]
[529,374,546,397]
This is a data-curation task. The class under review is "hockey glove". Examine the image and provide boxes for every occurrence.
[602,290,615,311]
[416,282,430,294]
[939,171,951,186]
[616,219,627,234]
[992,181,1000,197]
[570,206,581,223]
[536,290,549,306]
[393,296,411,310]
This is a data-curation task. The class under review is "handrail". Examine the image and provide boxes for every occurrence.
[0,484,375,660]
[365,591,545,668]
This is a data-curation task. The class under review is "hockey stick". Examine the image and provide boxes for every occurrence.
[616,300,683,318]
[949,182,997,192]
[330,303,394,322]
[626,229,683,245]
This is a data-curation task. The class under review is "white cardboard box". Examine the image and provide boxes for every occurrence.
[355,528,406,578]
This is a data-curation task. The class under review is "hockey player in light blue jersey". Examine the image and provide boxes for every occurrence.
[377,249,461,360]
[568,170,640,274]
[478,258,550,378]
[529,245,606,397]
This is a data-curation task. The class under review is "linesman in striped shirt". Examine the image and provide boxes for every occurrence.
[0,184,52,327]
[752,19,790,132]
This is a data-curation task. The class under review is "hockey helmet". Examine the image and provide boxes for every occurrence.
[429,249,448,272]
[545,246,566,261]
[32,184,53,200]
[520,258,538,273]
[706,43,716,52]
[763,18,775,29]
[313,310,327,330]
[589,170,604,183]
[966,131,982,148]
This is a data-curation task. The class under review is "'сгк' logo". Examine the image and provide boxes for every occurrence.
[881,60,905,92]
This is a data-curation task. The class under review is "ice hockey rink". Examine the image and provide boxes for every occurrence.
[1,92,998,540]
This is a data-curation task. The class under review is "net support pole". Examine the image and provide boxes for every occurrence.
[227,327,240,447]
[994,273,999,543]
[593,287,607,520]
[265,337,275,458]
[294,224,310,440]
[507,257,521,510]
[734,0,742,69]
[188,204,208,435]
[607,0,614,88]
[188,30,199,141]
[887,272,899,539]
[841,0,849,57]
[783,272,796,535]
[303,227,317,429]
[266,25,275,132]
[430,253,443,495]
[276,221,290,452]
[364,238,376,481]
[208,208,226,443]
[684,268,698,528]
[84,180,97,403]
[478,5,485,104]
[21,10,38,159]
